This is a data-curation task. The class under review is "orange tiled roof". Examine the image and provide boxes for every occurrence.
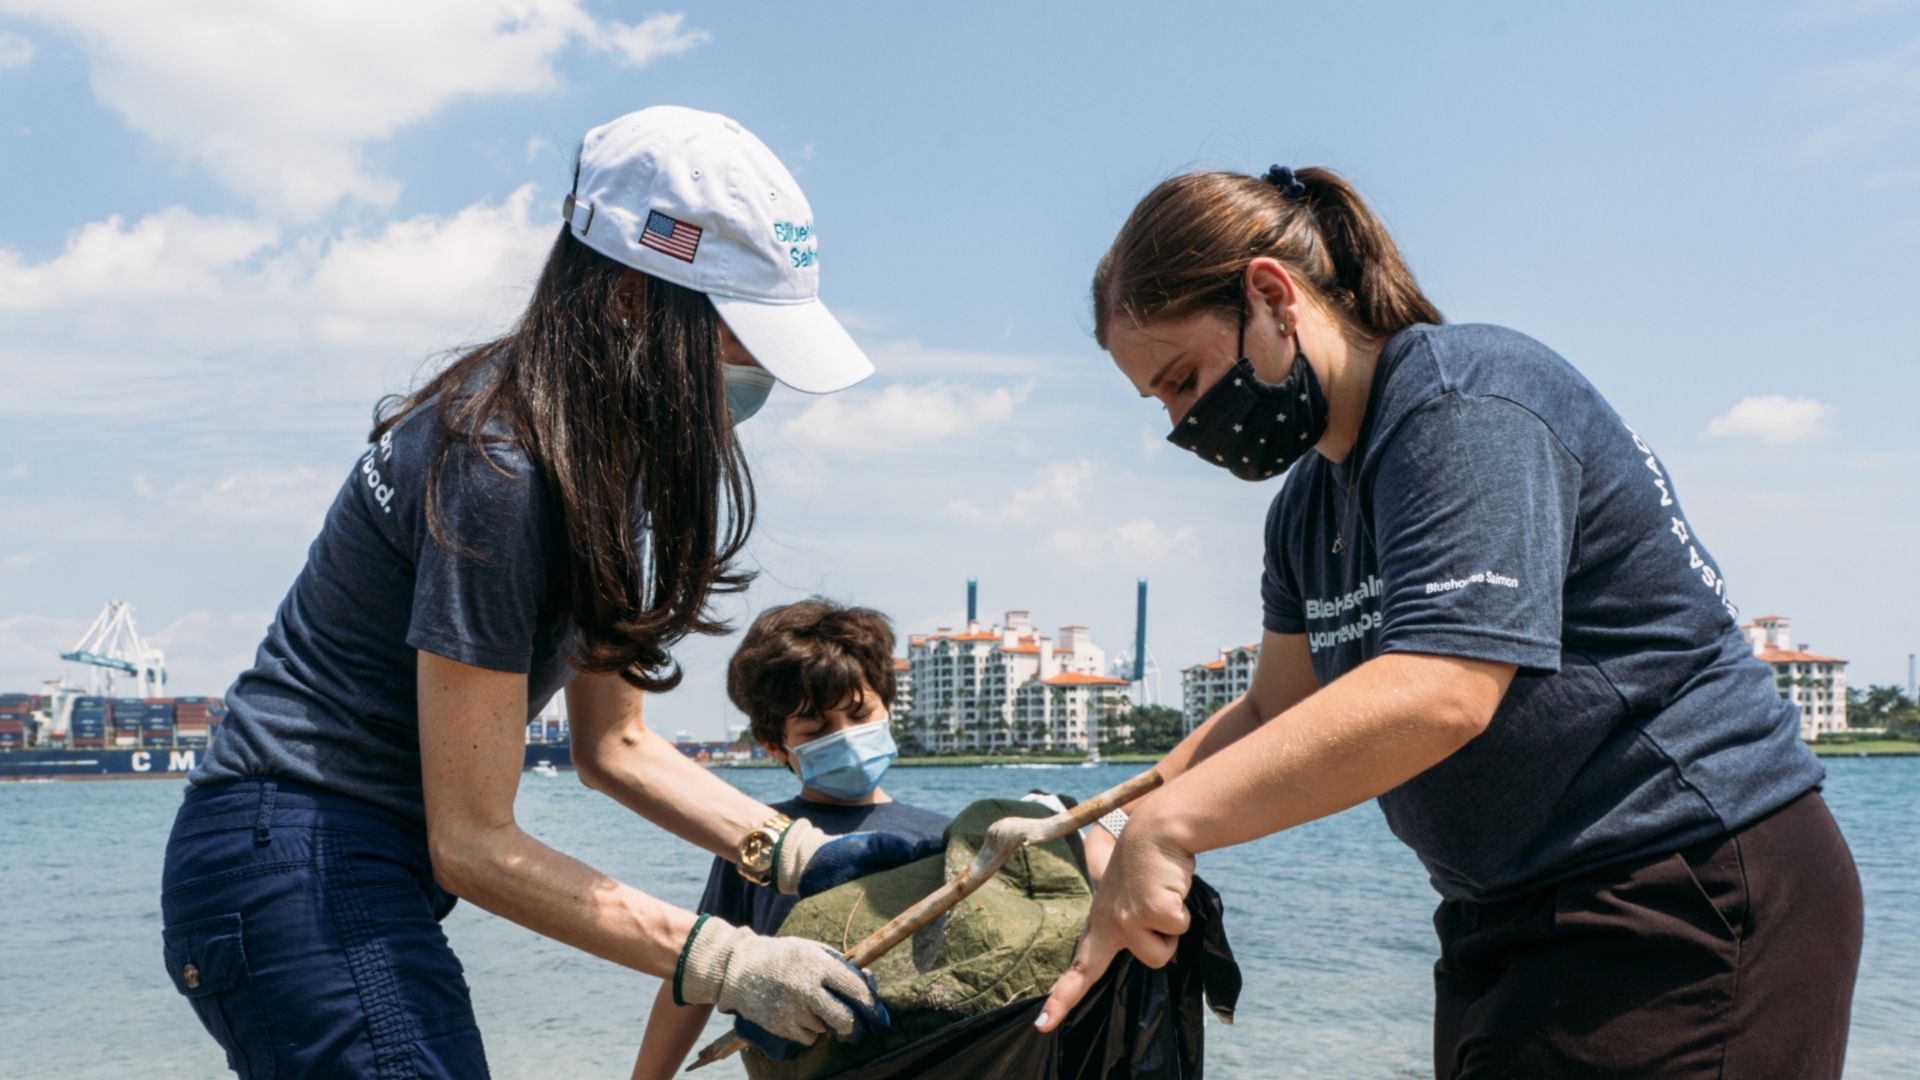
[1042,672,1130,687]
[1758,647,1845,665]
[892,659,910,671]
[999,644,1041,655]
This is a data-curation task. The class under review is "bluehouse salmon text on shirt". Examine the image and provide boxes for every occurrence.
[1261,323,1822,903]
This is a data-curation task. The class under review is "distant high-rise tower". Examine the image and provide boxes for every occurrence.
[967,578,978,625]
[1132,580,1148,682]
[1112,579,1159,706]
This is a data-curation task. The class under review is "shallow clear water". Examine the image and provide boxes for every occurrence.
[3,760,1914,1078]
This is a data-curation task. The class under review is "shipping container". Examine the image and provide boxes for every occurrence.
[112,734,137,747]
[70,737,107,749]
[142,734,175,748]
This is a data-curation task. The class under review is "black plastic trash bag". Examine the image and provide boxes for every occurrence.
[811,878,1241,1080]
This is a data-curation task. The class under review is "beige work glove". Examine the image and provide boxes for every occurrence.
[673,916,886,1047]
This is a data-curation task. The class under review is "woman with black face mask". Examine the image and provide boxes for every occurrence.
[1029,166,1862,1078]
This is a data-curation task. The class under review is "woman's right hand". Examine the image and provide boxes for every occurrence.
[674,917,889,1055]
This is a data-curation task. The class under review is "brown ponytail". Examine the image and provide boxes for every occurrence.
[1092,167,1441,348]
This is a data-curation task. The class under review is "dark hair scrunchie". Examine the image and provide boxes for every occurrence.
[1264,164,1309,204]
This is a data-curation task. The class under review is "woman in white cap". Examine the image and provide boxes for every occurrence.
[1033,166,1861,1078]
[159,106,919,1077]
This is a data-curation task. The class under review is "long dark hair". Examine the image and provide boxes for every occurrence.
[373,226,755,693]
[1093,167,1442,346]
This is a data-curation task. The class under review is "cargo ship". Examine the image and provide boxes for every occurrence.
[0,690,572,781]
[4,600,572,781]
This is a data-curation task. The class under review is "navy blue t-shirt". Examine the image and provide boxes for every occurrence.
[696,795,952,935]
[1262,323,1823,902]
[193,396,580,824]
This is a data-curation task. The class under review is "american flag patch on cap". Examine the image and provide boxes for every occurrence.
[639,209,702,262]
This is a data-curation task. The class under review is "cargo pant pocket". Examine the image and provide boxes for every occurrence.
[164,912,276,1079]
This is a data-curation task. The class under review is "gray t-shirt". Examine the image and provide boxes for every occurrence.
[1262,323,1822,903]
[193,398,578,824]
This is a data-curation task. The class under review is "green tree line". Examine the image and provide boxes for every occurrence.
[1847,684,1920,741]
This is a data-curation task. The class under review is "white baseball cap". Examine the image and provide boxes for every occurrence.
[564,105,873,394]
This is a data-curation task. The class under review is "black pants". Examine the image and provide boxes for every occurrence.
[1433,791,1862,1079]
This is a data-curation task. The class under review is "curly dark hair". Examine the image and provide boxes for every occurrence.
[727,599,897,748]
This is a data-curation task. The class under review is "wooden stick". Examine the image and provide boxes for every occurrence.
[686,768,1164,1072]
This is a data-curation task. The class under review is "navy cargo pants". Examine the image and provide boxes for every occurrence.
[161,779,490,1078]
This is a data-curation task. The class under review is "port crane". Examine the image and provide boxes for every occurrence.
[61,601,168,698]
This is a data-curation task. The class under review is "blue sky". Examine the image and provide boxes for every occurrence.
[1,1,1916,735]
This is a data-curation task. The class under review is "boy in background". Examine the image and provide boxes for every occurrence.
[632,599,951,1080]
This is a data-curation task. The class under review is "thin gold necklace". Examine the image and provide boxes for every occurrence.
[1329,356,1371,556]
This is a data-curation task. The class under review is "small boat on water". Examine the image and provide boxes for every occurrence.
[531,759,560,777]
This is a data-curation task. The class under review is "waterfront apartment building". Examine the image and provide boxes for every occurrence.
[1744,615,1848,740]
[898,611,1131,753]
[891,658,913,720]
[1180,643,1260,729]
[1177,616,1850,742]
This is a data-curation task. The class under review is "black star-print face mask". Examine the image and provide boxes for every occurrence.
[1165,300,1329,481]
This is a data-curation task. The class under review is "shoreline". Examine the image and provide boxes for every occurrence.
[1811,742,1920,757]
[705,753,1166,769]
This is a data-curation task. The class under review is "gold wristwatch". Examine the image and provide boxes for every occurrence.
[736,813,792,886]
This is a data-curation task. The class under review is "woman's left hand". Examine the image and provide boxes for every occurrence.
[1034,810,1195,1032]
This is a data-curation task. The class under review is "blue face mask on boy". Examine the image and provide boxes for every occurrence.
[790,720,898,800]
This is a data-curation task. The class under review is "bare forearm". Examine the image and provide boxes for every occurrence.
[580,723,771,861]
[437,823,694,977]
[1139,654,1509,856]
[633,980,713,1080]
[1153,694,1265,783]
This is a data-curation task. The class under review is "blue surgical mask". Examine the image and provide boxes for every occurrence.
[790,721,897,801]
[722,364,777,425]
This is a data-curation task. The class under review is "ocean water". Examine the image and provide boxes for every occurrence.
[3,759,1915,1079]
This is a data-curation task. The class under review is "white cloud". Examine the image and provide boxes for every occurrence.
[0,186,554,421]
[1702,394,1837,446]
[138,466,337,530]
[0,612,90,691]
[1040,517,1197,567]
[3,462,27,480]
[526,135,555,165]
[145,608,276,691]
[0,551,44,570]
[0,2,707,217]
[597,12,710,67]
[777,381,1025,455]
[947,458,1095,527]
[0,29,32,69]
[1795,36,1920,162]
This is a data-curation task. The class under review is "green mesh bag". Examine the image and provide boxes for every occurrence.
[745,798,1092,1080]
